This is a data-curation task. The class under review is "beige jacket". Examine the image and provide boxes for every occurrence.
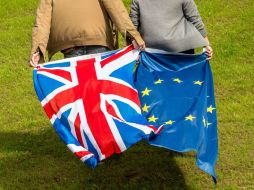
[31,0,144,62]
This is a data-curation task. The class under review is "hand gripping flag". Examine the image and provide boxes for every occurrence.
[33,46,162,168]
[134,49,218,181]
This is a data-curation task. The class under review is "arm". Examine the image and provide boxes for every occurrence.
[101,0,145,49]
[129,0,140,30]
[182,0,207,37]
[30,0,52,66]
[183,0,213,60]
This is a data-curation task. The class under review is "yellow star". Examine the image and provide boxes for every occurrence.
[194,80,203,85]
[207,105,216,113]
[148,115,158,123]
[165,120,175,125]
[185,114,196,121]
[141,88,152,97]
[142,104,150,113]
[173,78,183,83]
[154,79,163,84]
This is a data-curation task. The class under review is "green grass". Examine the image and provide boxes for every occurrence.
[0,0,253,189]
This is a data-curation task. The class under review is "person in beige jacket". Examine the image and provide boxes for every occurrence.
[29,0,145,67]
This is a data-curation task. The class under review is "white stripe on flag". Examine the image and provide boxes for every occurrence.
[67,144,88,152]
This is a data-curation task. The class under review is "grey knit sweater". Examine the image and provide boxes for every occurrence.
[130,0,209,52]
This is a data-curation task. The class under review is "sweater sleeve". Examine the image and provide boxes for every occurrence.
[101,0,144,45]
[182,0,207,37]
[31,0,52,62]
[129,0,140,30]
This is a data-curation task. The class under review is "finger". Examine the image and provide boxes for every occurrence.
[139,43,146,50]
[206,51,212,55]
[30,55,35,65]
[139,46,145,50]
[206,54,212,60]
[133,43,139,50]
[132,40,139,49]
[32,53,40,66]
[206,46,211,51]
[31,54,36,64]
[29,60,35,67]
[206,48,213,53]
[31,56,38,67]
[206,50,212,54]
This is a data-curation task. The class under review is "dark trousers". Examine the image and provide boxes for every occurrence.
[180,49,195,54]
[62,45,109,59]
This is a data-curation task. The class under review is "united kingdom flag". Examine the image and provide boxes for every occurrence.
[33,46,162,168]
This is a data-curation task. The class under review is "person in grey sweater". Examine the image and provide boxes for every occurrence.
[130,0,213,59]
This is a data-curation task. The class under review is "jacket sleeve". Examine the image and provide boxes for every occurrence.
[101,0,144,45]
[183,0,207,37]
[31,0,52,62]
[129,0,140,30]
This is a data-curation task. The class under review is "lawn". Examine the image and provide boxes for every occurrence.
[0,0,253,189]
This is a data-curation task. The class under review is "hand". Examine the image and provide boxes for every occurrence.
[205,45,213,60]
[29,52,40,67]
[132,40,146,50]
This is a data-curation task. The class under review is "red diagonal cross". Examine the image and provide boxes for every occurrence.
[43,54,140,158]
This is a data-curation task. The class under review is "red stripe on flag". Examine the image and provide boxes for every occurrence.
[105,101,122,121]
[155,125,164,134]
[100,45,134,67]
[47,86,79,112]
[76,58,96,67]
[43,103,55,120]
[76,59,122,157]
[100,80,141,107]
[147,125,157,132]
[74,151,91,159]
[38,68,72,82]
[74,114,84,147]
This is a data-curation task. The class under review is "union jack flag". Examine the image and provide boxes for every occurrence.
[33,46,162,168]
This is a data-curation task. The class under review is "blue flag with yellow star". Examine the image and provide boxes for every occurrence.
[134,49,218,181]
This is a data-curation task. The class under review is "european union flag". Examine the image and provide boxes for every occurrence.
[134,49,218,181]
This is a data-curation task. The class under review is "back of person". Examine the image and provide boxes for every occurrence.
[30,0,145,67]
[47,0,115,57]
[130,0,209,53]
